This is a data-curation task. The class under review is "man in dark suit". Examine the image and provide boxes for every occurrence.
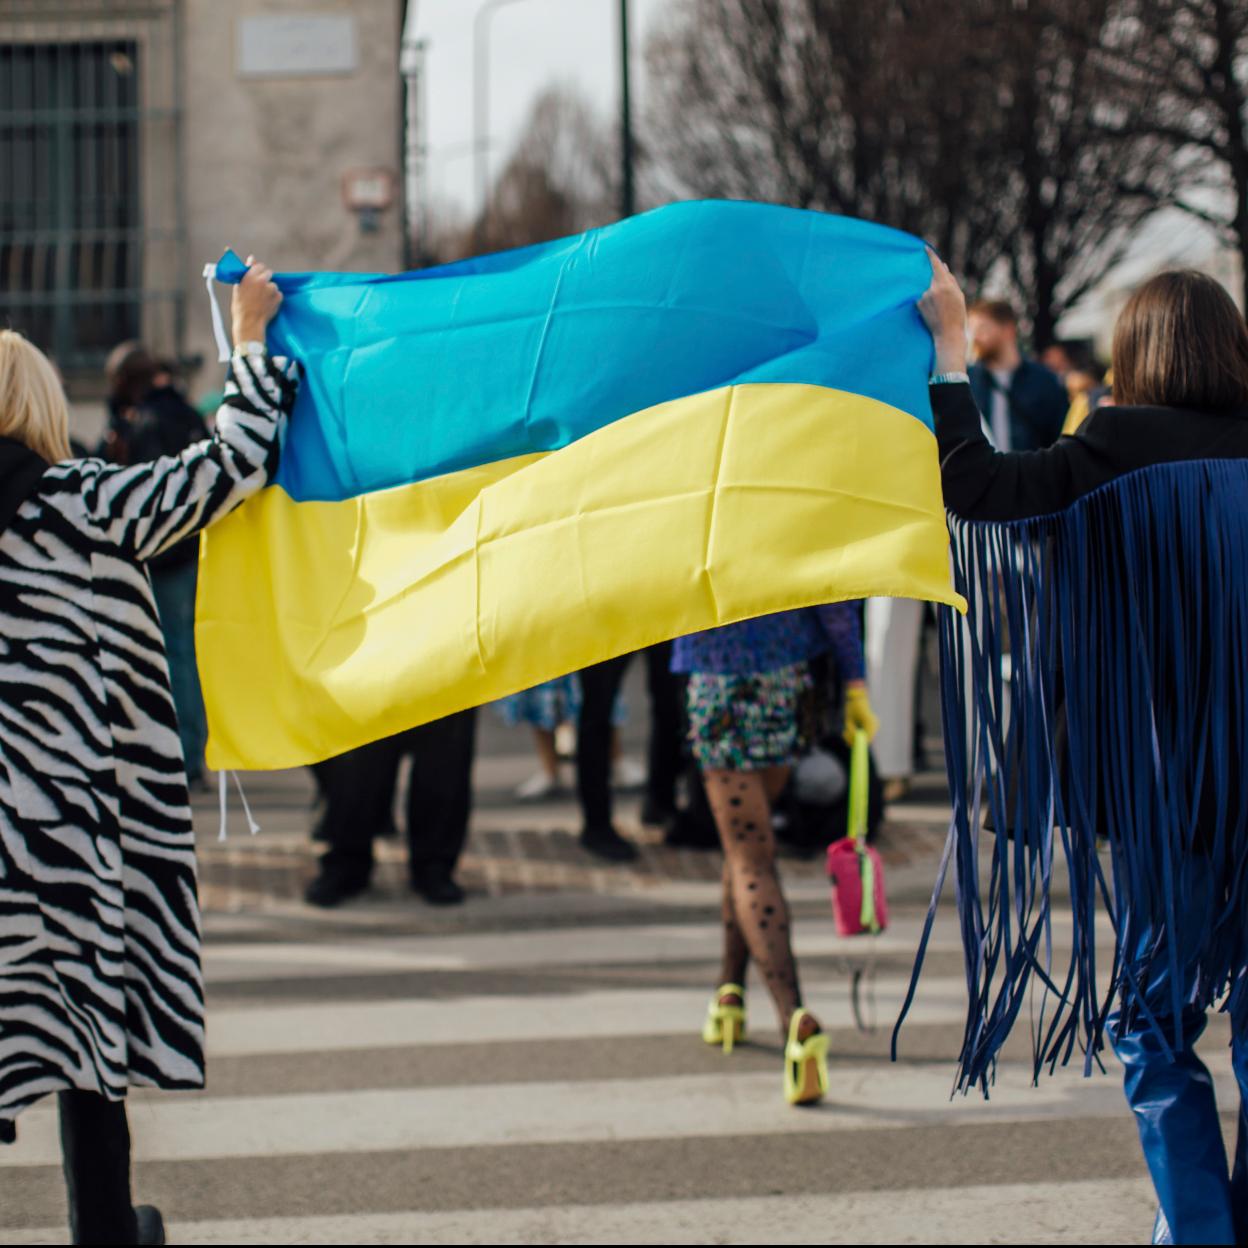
[967,299,1068,451]
[576,642,685,861]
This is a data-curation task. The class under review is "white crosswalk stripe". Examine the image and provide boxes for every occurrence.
[9,1060,1231,1169]
[201,916,967,979]
[195,977,971,1058]
[0,903,1198,1244]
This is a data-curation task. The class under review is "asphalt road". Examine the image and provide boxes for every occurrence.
[0,668,1205,1244]
[1,825,1214,1242]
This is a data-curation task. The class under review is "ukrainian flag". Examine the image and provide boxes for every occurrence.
[198,200,962,771]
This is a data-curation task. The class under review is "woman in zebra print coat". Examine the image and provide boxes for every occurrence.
[0,260,293,1244]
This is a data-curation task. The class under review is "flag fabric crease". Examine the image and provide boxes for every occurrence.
[197,200,962,770]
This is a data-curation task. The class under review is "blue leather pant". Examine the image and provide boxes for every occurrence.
[1111,1006,1246,1244]
[1109,861,1245,1244]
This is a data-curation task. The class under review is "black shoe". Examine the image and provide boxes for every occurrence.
[640,800,678,830]
[136,1206,166,1246]
[413,874,466,906]
[580,825,639,862]
[304,870,370,908]
[663,811,720,850]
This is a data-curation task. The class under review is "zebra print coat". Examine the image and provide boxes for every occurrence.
[0,348,297,1140]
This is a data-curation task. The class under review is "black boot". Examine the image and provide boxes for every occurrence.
[58,1090,139,1246]
[304,866,370,908]
[580,824,639,862]
[136,1206,166,1245]
[412,869,466,906]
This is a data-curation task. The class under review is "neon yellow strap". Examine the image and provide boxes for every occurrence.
[847,729,870,842]
[784,1009,830,1061]
[858,845,880,933]
[846,730,882,933]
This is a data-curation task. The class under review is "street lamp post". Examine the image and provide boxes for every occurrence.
[618,0,634,219]
[472,0,636,248]
[400,34,429,267]
[473,0,530,246]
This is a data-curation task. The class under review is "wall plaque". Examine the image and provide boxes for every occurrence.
[237,14,358,78]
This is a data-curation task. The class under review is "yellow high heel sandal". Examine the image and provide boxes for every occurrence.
[702,983,746,1054]
[784,1009,829,1106]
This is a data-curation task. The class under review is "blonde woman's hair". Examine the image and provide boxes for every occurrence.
[0,330,72,463]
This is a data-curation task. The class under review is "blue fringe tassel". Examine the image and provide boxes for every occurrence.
[894,460,1248,1094]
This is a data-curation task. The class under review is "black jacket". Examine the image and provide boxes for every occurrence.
[104,387,211,573]
[933,381,1248,522]
[105,386,209,466]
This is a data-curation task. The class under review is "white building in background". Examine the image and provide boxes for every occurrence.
[1060,207,1244,357]
[0,0,407,438]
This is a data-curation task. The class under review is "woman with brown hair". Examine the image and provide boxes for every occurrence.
[913,260,1248,1245]
[0,260,294,1244]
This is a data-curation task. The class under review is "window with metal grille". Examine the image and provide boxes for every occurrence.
[0,40,144,377]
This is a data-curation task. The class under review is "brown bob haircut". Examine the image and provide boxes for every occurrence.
[1112,269,1248,411]
[968,298,1018,327]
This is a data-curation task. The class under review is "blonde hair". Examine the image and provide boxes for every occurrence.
[0,330,72,463]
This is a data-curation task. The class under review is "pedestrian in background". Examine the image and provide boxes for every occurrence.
[0,261,291,1244]
[305,710,478,908]
[499,673,641,800]
[103,342,213,785]
[676,605,878,1105]
[968,299,1068,450]
[864,597,925,803]
[576,642,684,862]
[499,674,581,799]
[1063,365,1115,436]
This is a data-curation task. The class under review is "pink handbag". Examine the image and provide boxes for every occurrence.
[827,731,888,936]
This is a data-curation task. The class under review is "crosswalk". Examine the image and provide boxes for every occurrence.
[0,883,1217,1244]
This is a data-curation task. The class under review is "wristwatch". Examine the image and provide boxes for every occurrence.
[930,370,970,386]
[233,340,266,357]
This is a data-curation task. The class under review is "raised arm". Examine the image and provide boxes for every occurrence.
[919,250,1082,522]
[43,260,296,561]
[929,380,1081,521]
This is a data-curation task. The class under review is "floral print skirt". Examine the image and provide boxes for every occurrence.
[686,662,813,772]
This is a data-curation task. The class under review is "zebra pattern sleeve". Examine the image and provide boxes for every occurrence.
[46,348,299,563]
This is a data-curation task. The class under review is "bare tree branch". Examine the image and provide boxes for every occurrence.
[645,0,1193,340]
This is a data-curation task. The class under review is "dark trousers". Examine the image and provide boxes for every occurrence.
[58,1091,136,1245]
[150,561,207,783]
[318,709,477,885]
[1112,1008,1248,1245]
[1109,858,1246,1245]
[576,643,684,831]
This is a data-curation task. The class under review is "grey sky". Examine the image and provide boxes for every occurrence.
[407,0,674,219]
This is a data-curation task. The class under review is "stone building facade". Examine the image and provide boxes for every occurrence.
[0,0,405,429]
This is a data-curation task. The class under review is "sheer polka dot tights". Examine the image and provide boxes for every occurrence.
[704,766,803,1037]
